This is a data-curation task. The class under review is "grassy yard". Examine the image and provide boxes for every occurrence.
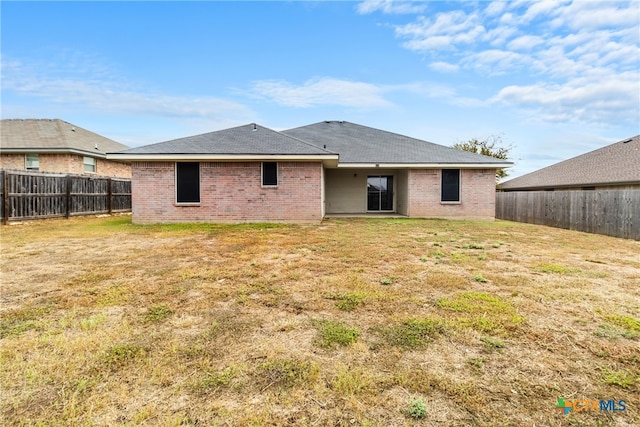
[1,215,639,426]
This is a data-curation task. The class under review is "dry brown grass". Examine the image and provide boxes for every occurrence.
[1,215,639,426]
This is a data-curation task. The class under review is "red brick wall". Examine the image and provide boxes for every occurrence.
[131,161,323,223]
[0,153,131,178]
[408,169,497,219]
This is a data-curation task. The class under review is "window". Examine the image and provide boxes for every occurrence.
[83,156,96,173]
[176,162,200,203]
[25,154,39,170]
[441,169,460,202]
[262,162,278,186]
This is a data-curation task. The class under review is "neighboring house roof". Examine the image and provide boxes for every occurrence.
[499,135,640,190]
[113,123,337,159]
[282,121,513,167]
[0,119,129,158]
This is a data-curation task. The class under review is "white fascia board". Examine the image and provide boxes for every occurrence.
[107,153,339,162]
[1,148,108,158]
[336,162,513,169]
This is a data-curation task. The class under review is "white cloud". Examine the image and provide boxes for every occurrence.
[250,77,393,108]
[520,0,564,24]
[249,78,476,109]
[395,11,486,52]
[558,0,640,30]
[428,61,459,73]
[507,35,545,51]
[485,1,507,17]
[492,71,639,124]
[386,0,639,125]
[1,54,255,121]
[356,0,428,15]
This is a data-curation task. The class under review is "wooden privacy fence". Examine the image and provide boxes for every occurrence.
[1,170,131,223]
[496,190,640,240]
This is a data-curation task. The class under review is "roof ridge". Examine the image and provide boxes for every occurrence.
[285,120,510,164]
[272,126,338,155]
[251,123,337,153]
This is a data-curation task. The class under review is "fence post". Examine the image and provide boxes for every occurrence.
[108,178,113,214]
[65,175,72,219]
[2,171,8,225]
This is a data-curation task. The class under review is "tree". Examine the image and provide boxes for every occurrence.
[452,134,513,181]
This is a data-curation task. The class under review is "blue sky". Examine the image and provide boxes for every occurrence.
[2,0,639,179]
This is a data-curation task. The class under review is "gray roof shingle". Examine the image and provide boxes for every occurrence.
[499,135,640,190]
[282,121,512,165]
[0,119,129,156]
[116,123,335,156]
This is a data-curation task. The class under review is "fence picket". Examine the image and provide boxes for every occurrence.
[0,170,131,222]
[496,190,640,240]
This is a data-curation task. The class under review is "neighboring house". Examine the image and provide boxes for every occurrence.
[499,135,640,191]
[108,121,512,223]
[0,119,131,178]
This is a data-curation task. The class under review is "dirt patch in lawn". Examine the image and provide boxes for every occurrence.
[1,215,639,426]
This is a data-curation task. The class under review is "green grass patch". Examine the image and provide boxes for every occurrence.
[145,303,173,322]
[195,366,238,392]
[605,314,640,333]
[325,291,368,311]
[536,264,580,274]
[313,320,360,348]
[80,313,107,331]
[601,368,638,389]
[480,336,506,351]
[436,292,524,336]
[595,323,638,340]
[103,343,146,370]
[332,366,373,395]
[381,317,447,349]
[0,305,51,338]
[97,285,132,307]
[466,243,485,250]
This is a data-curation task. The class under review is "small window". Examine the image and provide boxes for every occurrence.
[83,156,96,173]
[441,169,460,202]
[176,162,200,203]
[26,154,39,170]
[262,162,278,186]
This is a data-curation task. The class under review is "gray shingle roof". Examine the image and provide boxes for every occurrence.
[499,135,640,190]
[115,123,335,156]
[282,121,513,165]
[0,119,129,156]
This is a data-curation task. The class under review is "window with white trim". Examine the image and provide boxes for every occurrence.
[441,169,460,202]
[83,156,96,173]
[26,154,40,171]
[262,162,278,186]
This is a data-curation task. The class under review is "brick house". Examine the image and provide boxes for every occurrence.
[499,135,640,191]
[108,121,512,223]
[0,119,131,178]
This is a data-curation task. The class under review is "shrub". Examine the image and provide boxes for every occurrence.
[407,398,427,419]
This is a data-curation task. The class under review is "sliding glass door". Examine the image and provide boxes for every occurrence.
[367,176,394,211]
